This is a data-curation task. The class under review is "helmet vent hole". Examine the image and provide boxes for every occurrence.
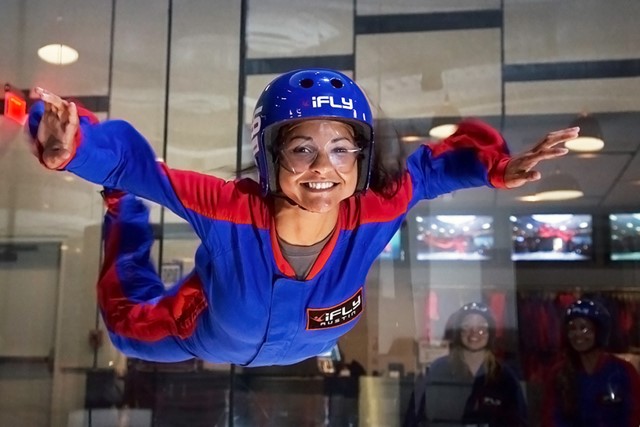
[299,78,314,88]
[330,78,344,89]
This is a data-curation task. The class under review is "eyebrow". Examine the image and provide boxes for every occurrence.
[286,136,355,144]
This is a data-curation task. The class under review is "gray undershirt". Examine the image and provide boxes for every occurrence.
[278,233,332,280]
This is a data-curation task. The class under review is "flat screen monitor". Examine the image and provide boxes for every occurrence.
[378,230,402,260]
[609,213,640,261]
[511,214,592,261]
[414,215,494,261]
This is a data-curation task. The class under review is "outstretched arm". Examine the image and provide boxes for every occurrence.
[27,88,249,239]
[406,120,579,205]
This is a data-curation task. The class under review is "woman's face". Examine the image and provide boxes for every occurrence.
[459,313,490,352]
[277,120,359,213]
[567,317,597,353]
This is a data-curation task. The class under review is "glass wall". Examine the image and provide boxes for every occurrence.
[1,0,639,426]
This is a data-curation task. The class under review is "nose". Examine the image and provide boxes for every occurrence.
[308,148,334,172]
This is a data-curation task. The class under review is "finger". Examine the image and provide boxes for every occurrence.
[64,102,79,142]
[548,126,580,136]
[36,117,51,145]
[37,88,67,110]
[531,147,570,162]
[507,170,542,189]
[534,127,580,151]
[523,170,541,182]
[515,148,569,172]
[58,104,70,123]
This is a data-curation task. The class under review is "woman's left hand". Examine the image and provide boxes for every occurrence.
[504,127,580,189]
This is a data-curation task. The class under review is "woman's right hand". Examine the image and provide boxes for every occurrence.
[33,87,79,169]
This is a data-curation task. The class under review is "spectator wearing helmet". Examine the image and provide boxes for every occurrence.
[542,299,640,427]
[28,71,578,366]
[404,302,527,427]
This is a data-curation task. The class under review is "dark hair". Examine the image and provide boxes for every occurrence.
[367,114,408,197]
[554,352,579,420]
[553,298,610,421]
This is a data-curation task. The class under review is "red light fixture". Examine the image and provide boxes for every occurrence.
[3,85,27,124]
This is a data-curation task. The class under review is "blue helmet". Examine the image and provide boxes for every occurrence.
[250,69,374,196]
[565,299,611,347]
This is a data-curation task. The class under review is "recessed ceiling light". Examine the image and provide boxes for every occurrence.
[565,136,604,152]
[400,135,425,143]
[37,44,79,65]
[532,173,584,201]
[519,189,584,202]
[566,113,604,152]
[428,124,458,140]
[519,194,541,202]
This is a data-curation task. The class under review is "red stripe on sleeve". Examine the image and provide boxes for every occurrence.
[340,172,413,230]
[427,119,511,189]
[98,268,208,341]
[164,167,271,228]
[98,219,207,342]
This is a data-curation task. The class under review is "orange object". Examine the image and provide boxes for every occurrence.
[4,91,27,124]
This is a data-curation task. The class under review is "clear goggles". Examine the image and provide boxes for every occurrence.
[278,138,362,174]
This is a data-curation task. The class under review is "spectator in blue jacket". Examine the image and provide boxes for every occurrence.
[542,299,640,427]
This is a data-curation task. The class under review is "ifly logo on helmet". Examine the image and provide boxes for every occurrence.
[312,96,354,110]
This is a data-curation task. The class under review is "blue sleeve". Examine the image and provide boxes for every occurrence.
[71,120,190,213]
[28,101,220,223]
[406,119,511,204]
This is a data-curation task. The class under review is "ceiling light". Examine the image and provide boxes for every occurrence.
[564,113,604,152]
[400,135,425,143]
[527,172,584,201]
[429,123,458,140]
[429,94,461,140]
[37,44,79,65]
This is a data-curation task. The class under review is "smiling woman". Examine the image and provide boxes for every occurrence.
[405,302,528,427]
[26,68,577,369]
[542,299,640,427]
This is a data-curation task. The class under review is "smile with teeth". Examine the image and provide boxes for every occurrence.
[304,181,336,190]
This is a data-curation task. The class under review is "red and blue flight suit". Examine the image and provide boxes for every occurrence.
[28,69,511,367]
